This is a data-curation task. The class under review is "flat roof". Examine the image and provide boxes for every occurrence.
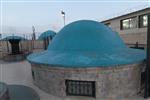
[101,7,150,23]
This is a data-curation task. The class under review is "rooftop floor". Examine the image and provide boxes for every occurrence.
[0,60,149,100]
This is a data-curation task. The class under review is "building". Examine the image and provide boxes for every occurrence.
[27,20,145,100]
[2,36,26,54]
[0,35,32,61]
[38,30,56,50]
[101,7,150,49]
[0,33,55,60]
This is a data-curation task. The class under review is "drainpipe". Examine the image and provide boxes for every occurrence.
[144,13,150,98]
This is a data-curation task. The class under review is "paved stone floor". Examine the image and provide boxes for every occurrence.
[0,60,149,100]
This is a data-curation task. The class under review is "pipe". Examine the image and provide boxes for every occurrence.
[144,13,150,98]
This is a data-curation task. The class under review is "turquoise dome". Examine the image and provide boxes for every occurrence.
[27,20,146,67]
[38,30,56,40]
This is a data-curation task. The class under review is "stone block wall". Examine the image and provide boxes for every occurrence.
[0,40,46,59]
[31,62,144,100]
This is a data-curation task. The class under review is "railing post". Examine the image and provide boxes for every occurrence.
[144,13,150,98]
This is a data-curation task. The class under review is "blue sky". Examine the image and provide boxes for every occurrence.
[0,0,150,37]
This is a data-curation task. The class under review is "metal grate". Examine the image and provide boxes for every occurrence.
[66,80,95,97]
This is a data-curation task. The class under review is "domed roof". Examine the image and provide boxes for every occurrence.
[2,36,25,41]
[38,30,56,40]
[27,20,146,67]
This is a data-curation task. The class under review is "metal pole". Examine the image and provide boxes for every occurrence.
[61,10,65,26]
[63,15,65,26]
[32,26,36,40]
[0,34,2,39]
[32,26,36,51]
[144,13,150,98]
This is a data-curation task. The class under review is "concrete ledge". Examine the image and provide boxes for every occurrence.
[3,53,27,62]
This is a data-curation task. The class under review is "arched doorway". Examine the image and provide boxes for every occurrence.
[9,39,21,54]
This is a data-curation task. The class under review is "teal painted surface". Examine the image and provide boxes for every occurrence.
[2,36,25,40]
[8,85,40,100]
[38,30,56,40]
[27,20,146,67]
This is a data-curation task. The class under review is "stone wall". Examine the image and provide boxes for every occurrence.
[31,62,144,100]
[120,33,147,49]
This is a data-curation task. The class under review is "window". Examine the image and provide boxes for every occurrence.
[66,80,95,97]
[121,17,137,30]
[139,14,148,28]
